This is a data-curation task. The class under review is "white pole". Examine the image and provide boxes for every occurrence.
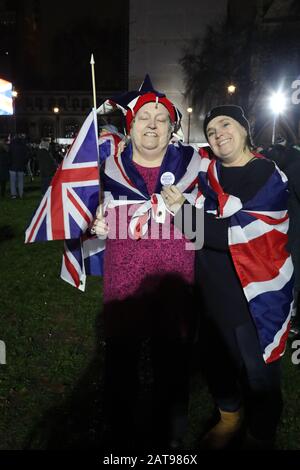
[90,54,97,110]
[272,114,276,145]
[90,54,103,213]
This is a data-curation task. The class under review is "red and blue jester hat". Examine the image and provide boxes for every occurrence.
[97,74,182,135]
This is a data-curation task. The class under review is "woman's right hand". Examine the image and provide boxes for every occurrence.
[90,205,109,238]
[161,185,186,214]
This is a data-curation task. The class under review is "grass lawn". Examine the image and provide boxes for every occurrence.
[0,177,299,451]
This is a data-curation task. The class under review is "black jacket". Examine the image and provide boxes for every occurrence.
[9,138,28,172]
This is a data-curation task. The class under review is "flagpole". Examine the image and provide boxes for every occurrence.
[90,54,97,110]
[90,54,104,218]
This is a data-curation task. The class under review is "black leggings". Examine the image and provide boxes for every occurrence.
[0,181,7,197]
[199,318,283,440]
[103,337,191,445]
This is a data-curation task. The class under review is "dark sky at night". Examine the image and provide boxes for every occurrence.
[1,0,262,93]
[1,0,129,91]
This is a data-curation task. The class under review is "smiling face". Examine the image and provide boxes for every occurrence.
[206,115,249,165]
[130,102,173,162]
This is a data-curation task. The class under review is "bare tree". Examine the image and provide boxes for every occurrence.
[180,21,254,113]
[180,0,300,140]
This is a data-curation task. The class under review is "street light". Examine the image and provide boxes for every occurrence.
[187,107,193,143]
[269,91,286,144]
[227,84,236,95]
[12,89,18,135]
[227,84,236,104]
[53,106,60,143]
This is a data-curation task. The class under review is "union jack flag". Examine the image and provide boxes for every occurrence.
[101,141,202,241]
[59,130,123,291]
[25,110,100,243]
[198,150,294,363]
[0,78,13,115]
[61,235,105,291]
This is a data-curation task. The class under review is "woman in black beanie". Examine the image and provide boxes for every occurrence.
[162,105,294,449]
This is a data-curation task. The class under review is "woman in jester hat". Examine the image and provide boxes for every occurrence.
[91,75,203,449]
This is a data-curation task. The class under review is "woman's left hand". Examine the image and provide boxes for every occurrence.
[161,185,186,214]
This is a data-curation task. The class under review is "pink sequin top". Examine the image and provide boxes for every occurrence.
[103,161,195,303]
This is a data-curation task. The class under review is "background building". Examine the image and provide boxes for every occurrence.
[0,0,129,140]
[251,0,300,144]
[178,0,300,144]
[129,0,227,143]
[1,0,299,144]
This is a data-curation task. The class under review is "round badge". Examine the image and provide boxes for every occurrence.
[160,172,175,186]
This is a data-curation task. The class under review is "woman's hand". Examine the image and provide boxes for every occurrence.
[90,205,109,238]
[161,185,186,214]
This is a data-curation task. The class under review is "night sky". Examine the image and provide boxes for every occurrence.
[1,0,129,91]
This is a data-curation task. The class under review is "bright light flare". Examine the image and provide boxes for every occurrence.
[270,92,286,115]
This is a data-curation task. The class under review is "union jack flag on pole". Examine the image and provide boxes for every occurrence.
[25,109,100,243]
[59,130,123,291]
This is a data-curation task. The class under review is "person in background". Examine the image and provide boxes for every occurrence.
[262,141,300,339]
[0,137,9,198]
[90,76,201,450]
[162,105,293,450]
[9,134,28,199]
[36,140,57,195]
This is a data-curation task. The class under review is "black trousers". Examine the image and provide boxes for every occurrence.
[199,317,283,440]
[103,337,191,448]
[0,180,7,197]
[101,275,196,448]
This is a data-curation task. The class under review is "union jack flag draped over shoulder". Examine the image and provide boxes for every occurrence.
[61,140,202,291]
[198,148,294,363]
[101,141,202,239]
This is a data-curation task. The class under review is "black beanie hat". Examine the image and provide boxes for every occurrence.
[203,105,252,145]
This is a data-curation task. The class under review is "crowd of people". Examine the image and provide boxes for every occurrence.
[0,135,68,199]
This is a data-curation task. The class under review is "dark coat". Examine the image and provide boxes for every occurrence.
[264,145,300,289]
[36,148,57,177]
[9,138,28,172]
[0,143,9,181]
